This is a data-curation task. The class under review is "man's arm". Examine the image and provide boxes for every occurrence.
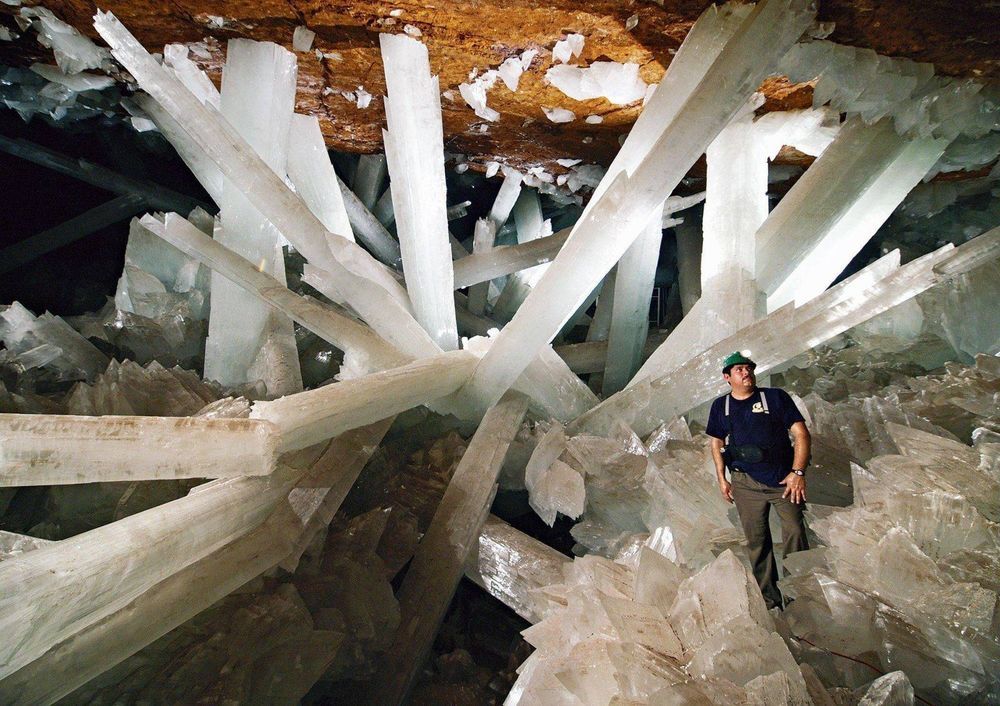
[710,436,733,504]
[779,421,810,503]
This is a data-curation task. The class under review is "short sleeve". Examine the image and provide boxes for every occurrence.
[705,397,728,440]
[773,388,805,429]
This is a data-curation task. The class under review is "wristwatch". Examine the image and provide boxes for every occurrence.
[792,468,806,477]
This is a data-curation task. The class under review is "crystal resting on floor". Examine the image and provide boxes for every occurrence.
[0,0,999,703]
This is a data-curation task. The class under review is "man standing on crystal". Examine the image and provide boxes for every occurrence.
[706,351,811,610]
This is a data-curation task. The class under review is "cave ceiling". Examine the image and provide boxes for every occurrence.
[1,0,999,174]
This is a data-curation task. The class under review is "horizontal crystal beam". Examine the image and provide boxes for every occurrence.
[0,463,300,678]
[0,422,391,703]
[554,330,669,374]
[370,392,530,704]
[465,515,570,624]
[0,413,278,486]
[571,226,1000,438]
[252,349,478,452]
[459,0,815,414]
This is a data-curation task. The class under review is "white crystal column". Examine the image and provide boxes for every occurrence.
[204,39,302,395]
[458,0,815,414]
[0,413,278,486]
[452,227,570,289]
[493,189,550,322]
[369,392,530,704]
[602,217,663,395]
[252,349,478,451]
[94,14,436,361]
[675,221,702,315]
[571,227,1000,438]
[467,218,497,315]
[632,104,767,384]
[758,116,950,310]
[353,153,387,210]
[286,113,355,245]
[380,33,458,350]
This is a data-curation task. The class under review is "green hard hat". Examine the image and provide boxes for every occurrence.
[722,351,756,374]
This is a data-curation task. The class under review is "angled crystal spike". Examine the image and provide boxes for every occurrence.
[380,33,458,350]
[93,12,432,359]
[368,392,529,704]
[572,228,1000,437]
[145,214,408,376]
[251,350,478,452]
[286,113,355,245]
[758,117,950,310]
[459,0,816,414]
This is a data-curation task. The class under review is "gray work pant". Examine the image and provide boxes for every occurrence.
[730,471,808,610]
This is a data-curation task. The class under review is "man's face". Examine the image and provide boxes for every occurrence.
[724,363,756,391]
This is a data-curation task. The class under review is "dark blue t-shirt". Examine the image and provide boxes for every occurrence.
[706,387,805,487]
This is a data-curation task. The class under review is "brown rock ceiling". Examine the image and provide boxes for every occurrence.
[2,1,999,172]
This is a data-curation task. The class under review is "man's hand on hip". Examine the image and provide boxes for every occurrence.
[719,478,734,504]
[779,472,806,504]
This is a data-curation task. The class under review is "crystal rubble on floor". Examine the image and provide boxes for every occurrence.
[94,13,437,362]
[369,392,529,704]
[523,421,585,527]
[0,301,108,386]
[505,548,812,704]
[204,39,302,397]
[459,0,816,416]
[0,419,393,705]
[572,227,1000,439]
[380,33,458,351]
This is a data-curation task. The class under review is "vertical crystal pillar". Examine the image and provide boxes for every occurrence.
[380,33,458,350]
[204,40,302,395]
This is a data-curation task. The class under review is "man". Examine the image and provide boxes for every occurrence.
[706,351,810,610]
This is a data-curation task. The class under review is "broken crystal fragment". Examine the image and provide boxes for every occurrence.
[546,62,648,105]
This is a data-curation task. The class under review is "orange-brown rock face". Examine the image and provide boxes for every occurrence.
[2,1,998,172]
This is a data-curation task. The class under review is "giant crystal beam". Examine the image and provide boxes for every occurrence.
[380,33,458,350]
[758,116,950,310]
[459,0,816,414]
[0,413,278,486]
[0,459,304,678]
[369,392,530,704]
[492,189,551,322]
[251,349,478,452]
[204,38,302,395]
[93,13,438,361]
[632,106,839,385]
[571,226,1000,438]
[465,515,570,624]
[336,173,403,267]
[0,420,393,704]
